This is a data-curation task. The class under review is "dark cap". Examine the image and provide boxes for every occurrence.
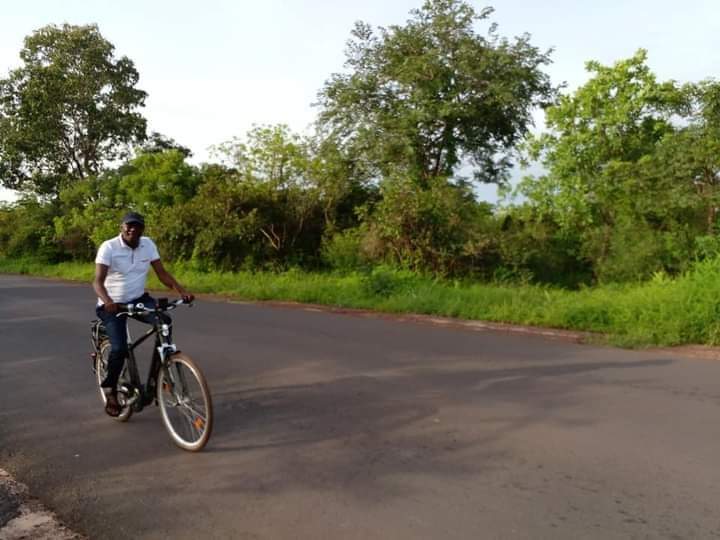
[121,211,145,226]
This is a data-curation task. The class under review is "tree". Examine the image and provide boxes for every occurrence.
[0,195,62,260]
[520,50,686,225]
[517,51,695,278]
[365,174,494,274]
[317,0,555,186]
[117,150,201,210]
[517,51,720,281]
[138,132,192,158]
[644,81,720,234]
[212,125,374,262]
[0,24,147,196]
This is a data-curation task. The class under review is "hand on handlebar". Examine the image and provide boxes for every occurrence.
[104,301,120,314]
[114,298,192,317]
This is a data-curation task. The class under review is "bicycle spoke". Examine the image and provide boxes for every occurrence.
[177,406,204,438]
[177,397,206,418]
[95,341,133,422]
[157,354,213,451]
[175,394,207,434]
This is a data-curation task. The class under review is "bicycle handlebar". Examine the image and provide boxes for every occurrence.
[116,298,192,317]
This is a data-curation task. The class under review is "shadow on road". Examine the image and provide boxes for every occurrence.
[160,357,671,498]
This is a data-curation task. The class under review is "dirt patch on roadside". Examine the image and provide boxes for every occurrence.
[0,484,20,528]
[0,469,84,540]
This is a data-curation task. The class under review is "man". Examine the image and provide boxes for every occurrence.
[92,211,194,417]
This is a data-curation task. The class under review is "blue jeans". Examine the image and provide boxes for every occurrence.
[96,293,172,390]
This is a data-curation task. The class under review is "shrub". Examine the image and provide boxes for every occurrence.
[321,227,369,272]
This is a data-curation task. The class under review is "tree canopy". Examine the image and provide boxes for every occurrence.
[0,24,147,196]
[317,0,556,186]
[519,50,720,281]
[2,9,720,287]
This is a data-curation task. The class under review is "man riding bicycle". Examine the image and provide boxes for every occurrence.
[92,212,194,417]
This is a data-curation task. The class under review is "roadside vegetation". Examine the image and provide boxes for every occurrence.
[1,1,719,347]
[4,256,720,348]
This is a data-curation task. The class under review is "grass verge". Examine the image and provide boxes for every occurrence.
[2,257,719,348]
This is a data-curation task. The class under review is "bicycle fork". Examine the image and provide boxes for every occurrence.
[147,323,179,406]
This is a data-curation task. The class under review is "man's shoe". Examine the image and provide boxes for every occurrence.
[103,389,122,417]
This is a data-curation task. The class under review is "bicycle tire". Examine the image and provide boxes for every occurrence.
[96,339,133,422]
[157,352,213,451]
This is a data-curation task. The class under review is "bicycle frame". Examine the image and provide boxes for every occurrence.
[122,311,179,412]
[90,298,212,450]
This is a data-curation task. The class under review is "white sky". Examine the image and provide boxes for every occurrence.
[1,0,718,202]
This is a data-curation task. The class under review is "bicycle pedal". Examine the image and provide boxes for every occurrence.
[120,387,140,406]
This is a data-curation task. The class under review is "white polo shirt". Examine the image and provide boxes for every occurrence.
[95,234,161,305]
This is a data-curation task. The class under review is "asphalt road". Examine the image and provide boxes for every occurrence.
[1,274,720,539]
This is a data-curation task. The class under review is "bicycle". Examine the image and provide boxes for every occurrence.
[90,298,213,452]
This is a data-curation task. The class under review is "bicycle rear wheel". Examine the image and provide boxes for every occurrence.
[157,352,213,451]
[96,340,133,422]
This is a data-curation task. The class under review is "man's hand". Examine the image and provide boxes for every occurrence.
[104,301,120,314]
[151,259,194,304]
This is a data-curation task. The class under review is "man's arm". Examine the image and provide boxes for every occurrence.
[151,259,194,303]
[93,264,119,313]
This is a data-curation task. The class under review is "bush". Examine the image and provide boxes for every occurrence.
[366,175,494,276]
[360,266,416,297]
[694,234,720,261]
[0,199,61,261]
[321,228,369,272]
[593,219,694,283]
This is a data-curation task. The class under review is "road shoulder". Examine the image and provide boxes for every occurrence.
[0,469,84,540]
[3,272,719,360]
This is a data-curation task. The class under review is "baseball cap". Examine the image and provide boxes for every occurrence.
[121,211,145,226]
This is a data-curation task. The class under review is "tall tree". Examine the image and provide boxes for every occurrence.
[517,51,717,280]
[520,50,688,230]
[317,0,555,186]
[0,24,147,196]
[646,81,720,233]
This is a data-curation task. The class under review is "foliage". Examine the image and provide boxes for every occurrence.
[0,197,61,259]
[494,206,590,287]
[0,24,147,196]
[317,0,555,186]
[519,50,720,282]
[4,11,720,345]
[49,149,201,259]
[7,253,720,348]
[364,175,495,275]
[360,265,417,296]
[521,50,685,229]
[321,227,370,272]
[117,149,201,210]
[138,132,192,158]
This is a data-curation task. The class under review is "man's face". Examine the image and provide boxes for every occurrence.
[121,221,144,247]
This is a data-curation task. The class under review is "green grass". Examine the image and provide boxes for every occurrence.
[2,257,719,348]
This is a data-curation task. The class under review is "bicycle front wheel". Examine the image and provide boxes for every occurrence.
[157,352,213,451]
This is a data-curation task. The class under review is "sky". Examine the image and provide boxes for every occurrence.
[0,0,718,203]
